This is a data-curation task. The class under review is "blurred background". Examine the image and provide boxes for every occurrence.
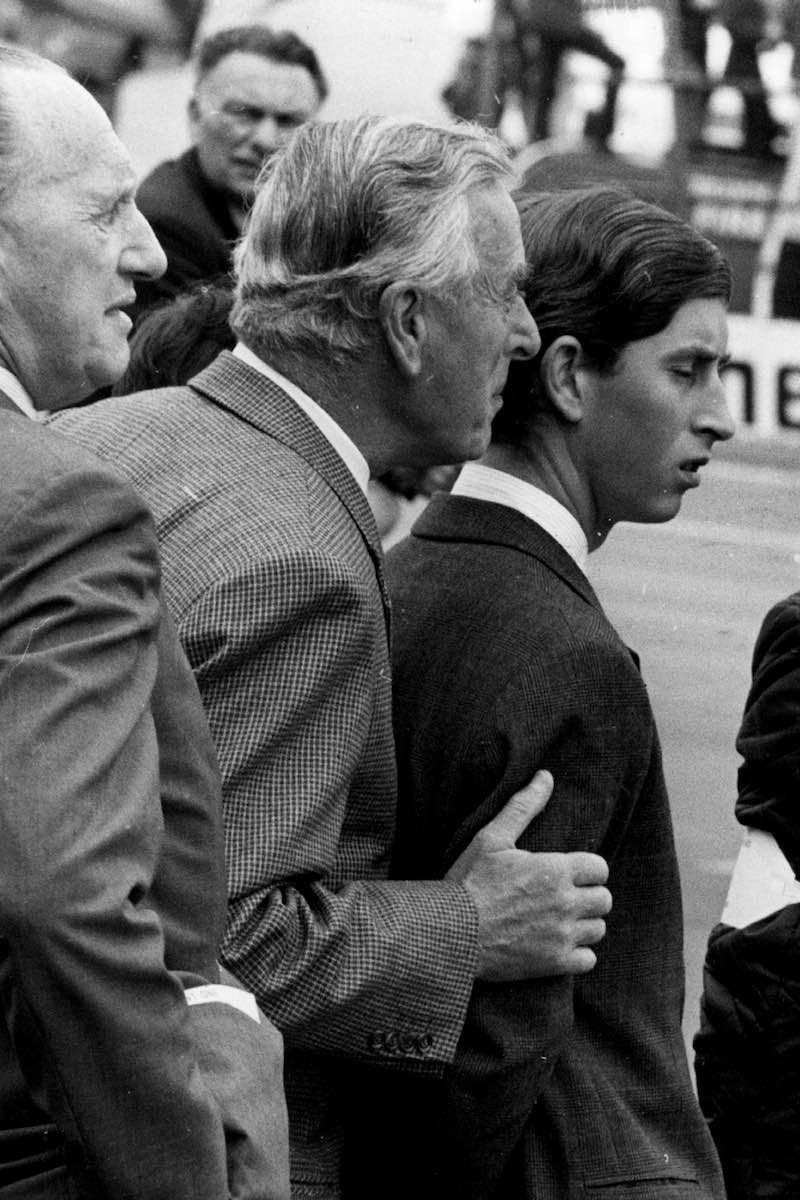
[6,0,800,1060]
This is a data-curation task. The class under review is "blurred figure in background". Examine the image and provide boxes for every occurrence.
[443,0,624,148]
[6,0,202,119]
[720,0,788,156]
[132,23,327,321]
[674,0,717,151]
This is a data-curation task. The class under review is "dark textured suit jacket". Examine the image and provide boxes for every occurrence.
[131,147,239,323]
[0,405,288,1199]
[53,352,477,1198]
[694,591,800,1196]
[378,493,726,1200]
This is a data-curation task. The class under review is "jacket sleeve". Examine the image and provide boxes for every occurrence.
[179,548,478,1069]
[380,636,663,1199]
[735,591,800,874]
[0,455,244,1200]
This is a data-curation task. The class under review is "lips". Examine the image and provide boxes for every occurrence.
[679,456,709,474]
[109,293,136,313]
[232,157,262,175]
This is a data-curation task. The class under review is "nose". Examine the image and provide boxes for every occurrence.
[249,113,282,155]
[697,376,736,444]
[120,205,168,281]
[508,293,541,361]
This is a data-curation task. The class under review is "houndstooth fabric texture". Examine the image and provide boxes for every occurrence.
[53,353,478,1193]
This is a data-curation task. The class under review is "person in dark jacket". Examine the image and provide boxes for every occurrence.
[351,185,734,1200]
[132,23,327,322]
[695,590,800,1199]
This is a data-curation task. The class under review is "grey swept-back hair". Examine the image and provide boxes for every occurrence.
[231,113,513,366]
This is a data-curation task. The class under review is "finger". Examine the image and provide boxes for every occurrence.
[573,884,613,921]
[575,917,608,947]
[481,769,554,846]
[563,945,598,975]
[566,851,610,888]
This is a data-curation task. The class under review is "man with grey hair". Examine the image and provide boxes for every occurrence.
[55,113,612,1197]
[0,44,288,1199]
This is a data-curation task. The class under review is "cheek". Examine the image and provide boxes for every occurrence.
[203,124,235,158]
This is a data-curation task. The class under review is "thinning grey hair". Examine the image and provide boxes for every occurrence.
[0,44,67,203]
[231,114,513,366]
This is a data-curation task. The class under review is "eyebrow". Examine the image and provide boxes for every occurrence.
[665,344,730,367]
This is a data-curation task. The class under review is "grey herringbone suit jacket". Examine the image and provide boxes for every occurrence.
[53,352,477,1198]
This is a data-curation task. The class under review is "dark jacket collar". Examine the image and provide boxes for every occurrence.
[410,491,602,613]
[183,148,241,243]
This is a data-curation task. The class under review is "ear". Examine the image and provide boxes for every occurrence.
[540,335,592,424]
[378,282,427,378]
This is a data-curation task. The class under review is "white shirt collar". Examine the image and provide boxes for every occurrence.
[452,462,589,570]
[232,343,370,495]
[0,366,44,420]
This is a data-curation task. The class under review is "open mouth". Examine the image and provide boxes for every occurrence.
[677,456,709,485]
[679,456,709,474]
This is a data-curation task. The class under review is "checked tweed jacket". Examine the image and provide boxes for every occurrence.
[361,493,727,1200]
[54,352,478,1197]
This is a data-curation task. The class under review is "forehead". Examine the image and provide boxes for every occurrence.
[6,69,134,199]
[629,296,729,360]
[466,185,525,273]
[196,51,321,111]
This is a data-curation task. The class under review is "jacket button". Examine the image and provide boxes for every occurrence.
[398,1033,416,1055]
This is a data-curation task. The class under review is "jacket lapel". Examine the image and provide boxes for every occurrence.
[188,352,391,629]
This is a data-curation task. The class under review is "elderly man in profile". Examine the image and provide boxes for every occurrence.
[0,45,287,1200]
[131,22,327,320]
[55,114,612,1198]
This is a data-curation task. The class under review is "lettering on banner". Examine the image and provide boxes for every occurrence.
[721,361,754,426]
[778,367,800,430]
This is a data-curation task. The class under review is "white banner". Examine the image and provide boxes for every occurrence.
[724,313,800,435]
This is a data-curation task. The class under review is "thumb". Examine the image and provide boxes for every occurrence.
[481,769,554,847]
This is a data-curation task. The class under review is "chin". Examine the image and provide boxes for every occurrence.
[643,498,683,524]
[461,429,492,463]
